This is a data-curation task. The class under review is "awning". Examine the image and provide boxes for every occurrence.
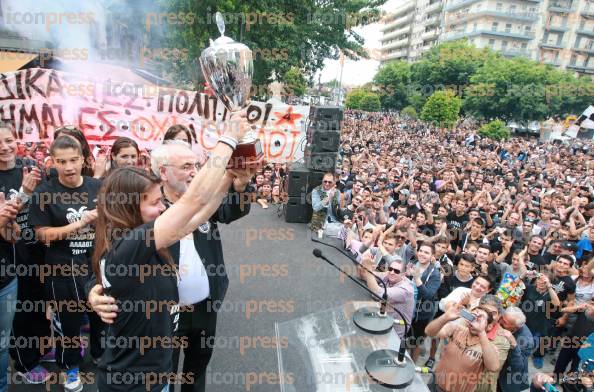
[0,51,37,73]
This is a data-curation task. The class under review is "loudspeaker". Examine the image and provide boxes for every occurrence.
[286,163,309,197]
[307,126,340,153]
[309,106,344,130]
[304,147,338,172]
[285,196,312,223]
[307,170,325,191]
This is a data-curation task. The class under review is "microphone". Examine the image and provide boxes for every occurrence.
[312,248,409,364]
[311,236,390,315]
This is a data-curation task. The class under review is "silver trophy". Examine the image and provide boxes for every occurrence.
[200,12,263,168]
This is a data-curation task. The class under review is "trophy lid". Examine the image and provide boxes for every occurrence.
[204,12,249,50]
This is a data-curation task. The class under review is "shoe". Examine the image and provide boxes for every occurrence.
[64,368,83,392]
[16,365,50,384]
[533,356,544,369]
[40,349,56,363]
[424,357,435,369]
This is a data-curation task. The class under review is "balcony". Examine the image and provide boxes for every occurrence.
[425,1,443,14]
[539,42,565,49]
[382,37,410,50]
[567,63,594,73]
[546,24,569,31]
[448,10,539,25]
[576,28,594,37]
[548,2,575,12]
[443,29,535,41]
[422,29,440,40]
[573,45,594,54]
[381,26,411,42]
[382,49,409,61]
[581,5,594,17]
[444,0,482,12]
[501,48,532,57]
[381,14,414,31]
[425,15,441,26]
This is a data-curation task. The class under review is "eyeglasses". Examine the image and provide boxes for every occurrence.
[323,180,334,184]
[388,267,401,274]
[164,162,200,171]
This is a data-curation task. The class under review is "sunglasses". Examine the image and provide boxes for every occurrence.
[395,235,407,240]
[323,180,334,184]
[388,267,401,274]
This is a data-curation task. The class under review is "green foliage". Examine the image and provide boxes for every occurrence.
[420,90,461,128]
[346,88,381,111]
[401,106,417,119]
[158,0,387,90]
[283,67,307,97]
[372,61,411,110]
[478,120,510,140]
[463,57,575,121]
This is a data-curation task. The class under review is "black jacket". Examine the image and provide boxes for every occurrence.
[167,185,251,312]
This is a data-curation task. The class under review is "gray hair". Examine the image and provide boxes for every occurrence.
[479,294,504,316]
[504,306,526,328]
[150,143,193,177]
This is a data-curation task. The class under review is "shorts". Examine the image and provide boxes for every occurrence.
[411,318,432,344]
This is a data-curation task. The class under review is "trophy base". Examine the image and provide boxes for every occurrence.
[227,139,264,169]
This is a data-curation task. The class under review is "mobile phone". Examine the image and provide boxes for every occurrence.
[544,383,559,392]
[460,308,476,322]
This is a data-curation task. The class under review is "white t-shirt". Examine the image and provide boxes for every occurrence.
[439,287,481,312]
[178,236,210,306]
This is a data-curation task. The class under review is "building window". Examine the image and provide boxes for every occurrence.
[510,5,516,12]
[521,42,527,49]
[473,22,478,31]
[496,2,503,10]
[489,39,495,47]
[571,54,577,65]
[502,40,508,49]
[492,22,499,31]
[505,23,512,33]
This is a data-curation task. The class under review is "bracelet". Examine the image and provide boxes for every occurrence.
[219,135,238,151]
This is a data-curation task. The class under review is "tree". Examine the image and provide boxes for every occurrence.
[283,67,307,98]
[372,61,411,110]
[478,120,510,140]
[463,56,574,121]
[158,0,387,90]
[346,88,380,111]
[401,106,417,119]
[410,40,496,98]
[420,90,461,128]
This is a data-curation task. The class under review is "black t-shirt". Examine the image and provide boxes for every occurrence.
[525,253,548,272]
[551,275,576,304]
[0,158,43,289]
[98,221,179,392]
[523,283,553,335]
[446,212,468,248]
[28,176,100,279]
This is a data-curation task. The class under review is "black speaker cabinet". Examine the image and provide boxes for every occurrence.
[284,196,312,223]
[304,147,338,172]
[307,126,340,153]
[309,106,344,130]
[286,163,309,197]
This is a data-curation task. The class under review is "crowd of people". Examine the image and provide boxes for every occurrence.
[0,107,593,392]
[309,110,594,392]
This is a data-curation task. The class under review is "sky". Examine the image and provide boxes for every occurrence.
[317,0,402,87]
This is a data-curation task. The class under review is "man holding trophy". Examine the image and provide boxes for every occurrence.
[88,12,261,392]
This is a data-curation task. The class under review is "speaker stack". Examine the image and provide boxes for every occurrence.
[284,106,343,223]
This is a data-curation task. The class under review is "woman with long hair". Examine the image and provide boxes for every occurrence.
[91,115,248,392]
[94,137,140,178]
[163,124,193,146]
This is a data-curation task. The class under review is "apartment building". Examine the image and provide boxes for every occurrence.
[380,0,594,75]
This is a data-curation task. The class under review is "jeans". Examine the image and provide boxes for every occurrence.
[0,278,18,391]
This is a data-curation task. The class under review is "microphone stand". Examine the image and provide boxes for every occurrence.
[312,248,415,389]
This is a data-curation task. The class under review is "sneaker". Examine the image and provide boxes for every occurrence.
[64,368,83,392]
[533,356,544,369]
[40,349,56,363]
[16,365,50,384]
[424,357,435,369]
